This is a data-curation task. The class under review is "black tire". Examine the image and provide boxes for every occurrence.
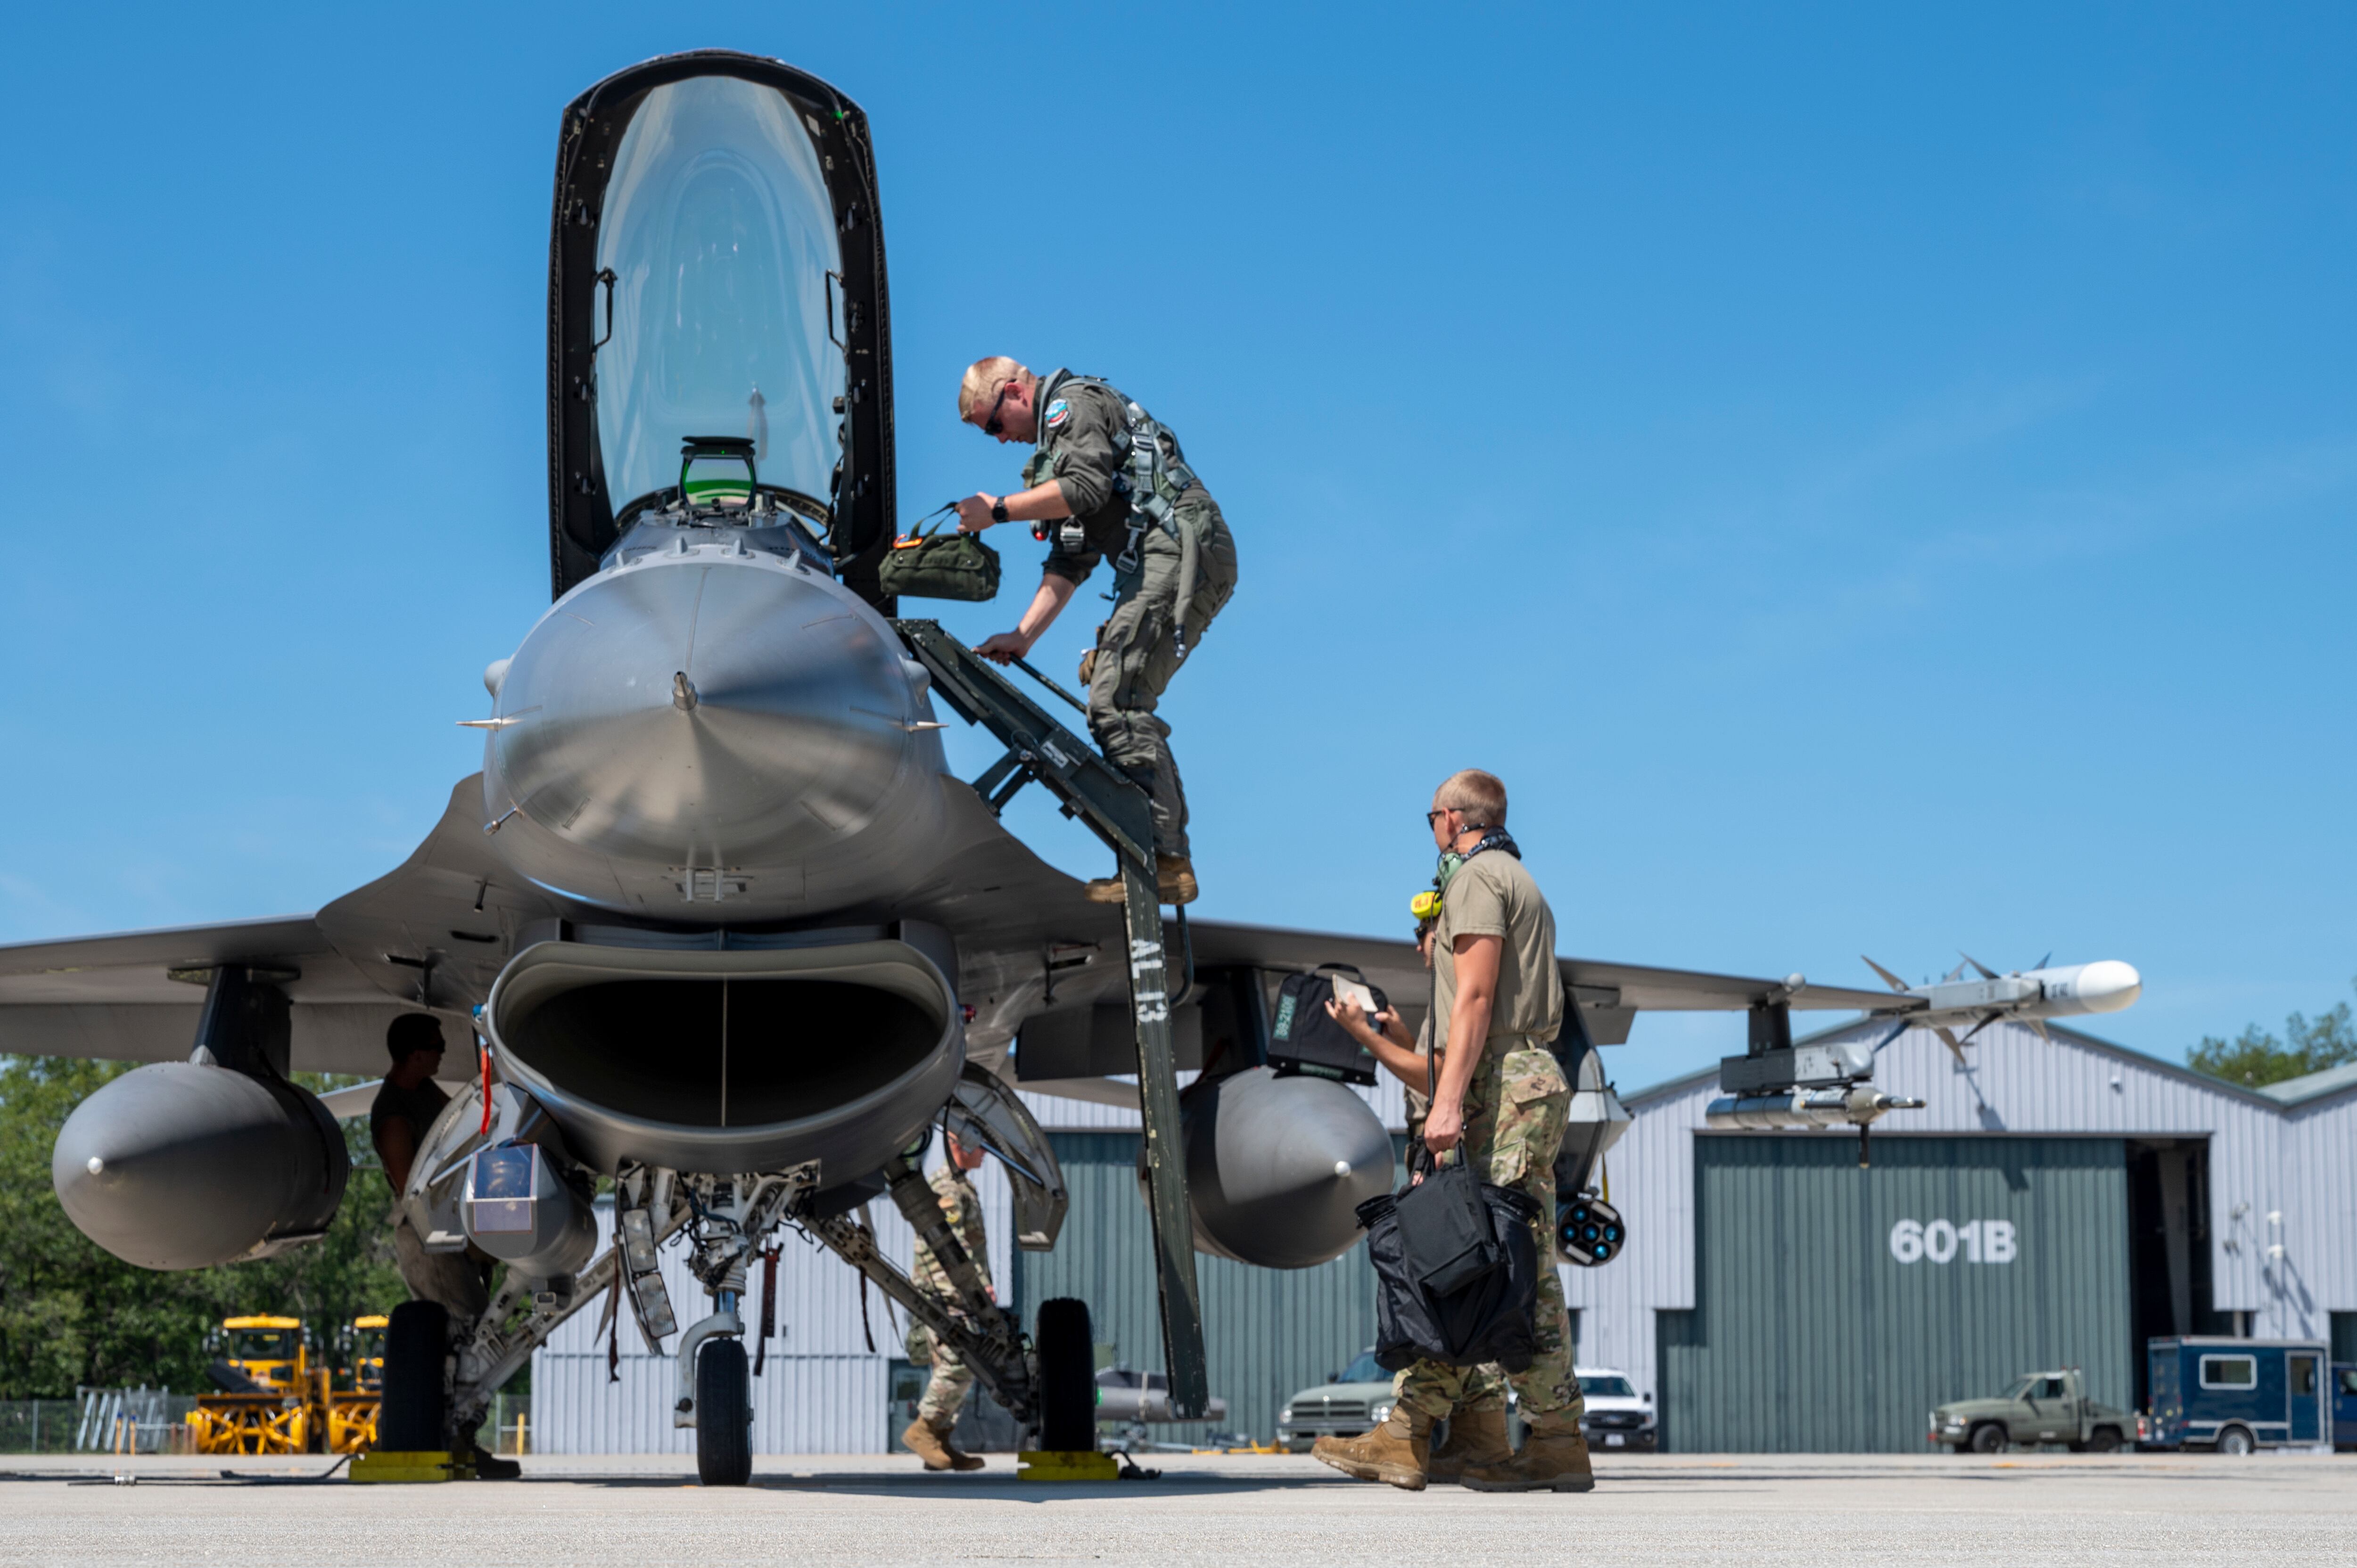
[1968,1422,2007,1455]
[2084,1427,2122,1454]
[378,1301,448,1453]
[1035,1297,1096,1453]
[2216,1425,2256,1457]
[695,1338,753,1486]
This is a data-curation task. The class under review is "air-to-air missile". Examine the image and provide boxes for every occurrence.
[1704,954,2143,1154]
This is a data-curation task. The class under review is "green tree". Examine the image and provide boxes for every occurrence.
[0,1055,406,1398]
[2187,982,2357,1088]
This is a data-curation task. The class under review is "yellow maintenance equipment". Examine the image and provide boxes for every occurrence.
[188,1316,314,1455]
[325,1315,388,1454]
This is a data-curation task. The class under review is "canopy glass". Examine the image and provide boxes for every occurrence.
[593,76,843,517]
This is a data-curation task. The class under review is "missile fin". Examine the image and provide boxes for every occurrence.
[1868,1018,1909,1055]
[1861,955,1912,994]
[1934,1025,1967,1066]
[2027,1018,2052,1042]
[1960,951,1999,982]
[1958,1010,2002,1044]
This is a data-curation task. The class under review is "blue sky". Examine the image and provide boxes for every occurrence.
[2,4,2350,1089]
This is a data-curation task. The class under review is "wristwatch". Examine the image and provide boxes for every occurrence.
[990,499,1009,524]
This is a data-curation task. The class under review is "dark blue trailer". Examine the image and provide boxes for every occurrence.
[2143,1338,2331,1453]
[2335,1363,2357,1452]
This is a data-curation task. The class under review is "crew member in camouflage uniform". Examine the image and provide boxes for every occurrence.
[1314,770,1591,1494]
[955,357,1238,904]
[900,1130,992,1471]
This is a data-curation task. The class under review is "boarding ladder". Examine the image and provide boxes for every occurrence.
[892,620,1209,1420]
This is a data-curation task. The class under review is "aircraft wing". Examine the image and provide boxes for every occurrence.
[0,912,410,1073]
[0,777,566,1076]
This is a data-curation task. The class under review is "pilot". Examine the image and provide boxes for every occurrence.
[954,357,1238,906]
[1334,918,1516,1484]
[901,1129,993,1472]
[1312,770,1591,1493]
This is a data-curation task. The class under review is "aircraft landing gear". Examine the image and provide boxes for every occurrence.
[695,1338,753,1486]
[1034,1297,1096,1453]
[671,1170,808,1486]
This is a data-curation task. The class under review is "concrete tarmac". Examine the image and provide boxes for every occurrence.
[1,1450,2351,1566]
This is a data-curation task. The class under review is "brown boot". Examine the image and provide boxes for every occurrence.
[902,1418,964,1472]
[1311,1409,1429,1491]
[1083,855,1199,906]
[1426,1407,1512,1484]
[1461,1418,1594,1494]
[939,1428,986,1472]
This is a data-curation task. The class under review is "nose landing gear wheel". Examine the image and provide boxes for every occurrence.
[695,1338,753,1486]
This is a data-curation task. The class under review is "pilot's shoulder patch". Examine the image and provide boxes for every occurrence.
[1045,398,1071,429]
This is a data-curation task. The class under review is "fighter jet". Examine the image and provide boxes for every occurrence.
[1,50,1952,1483]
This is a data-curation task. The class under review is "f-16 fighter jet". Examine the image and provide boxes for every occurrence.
[0,52,2124,1483]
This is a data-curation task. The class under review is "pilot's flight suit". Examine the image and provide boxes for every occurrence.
[903,1162,992,1468]
[1023,369,1237,862]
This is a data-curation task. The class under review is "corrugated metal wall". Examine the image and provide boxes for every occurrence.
[1017,1132,1386,1445]
[530,1160,1016,1455]
[1569,1018,2357,1418]
[1660,1135,2132,1453]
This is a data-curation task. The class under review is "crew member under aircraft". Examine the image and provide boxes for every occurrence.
[901,1129,993,1471]
[371,1014,493,1330]
[955,356,1238,906]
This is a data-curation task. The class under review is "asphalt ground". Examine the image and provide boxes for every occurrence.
[0,1450,2350,1566]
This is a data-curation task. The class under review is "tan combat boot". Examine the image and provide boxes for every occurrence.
[1426,1407,1512,1484]
[939,1426,986,1472]
[1083,855,1199,906]
[901,1417,981,1472]
[1460,1412,1595,1494]
[1311,1407,1430,1491]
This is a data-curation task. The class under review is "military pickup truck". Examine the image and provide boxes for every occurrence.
[1929,1369,2133,1453]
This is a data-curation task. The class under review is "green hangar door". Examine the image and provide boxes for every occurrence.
[1660,1137,2134,1453]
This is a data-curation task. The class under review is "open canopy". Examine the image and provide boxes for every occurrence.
[547,52,898,602]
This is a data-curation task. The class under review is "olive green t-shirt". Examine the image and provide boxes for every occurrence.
[1432,850,1564,1059]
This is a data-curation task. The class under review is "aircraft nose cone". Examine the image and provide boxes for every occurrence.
[2074,960,2142,1014]
[1182,1067,1394,1269]
[487,550,925,871]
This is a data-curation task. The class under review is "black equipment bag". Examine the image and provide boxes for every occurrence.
[1358,1142,1543,1372]
[1393,1150,1506,1297]
[1267,965,1384,1085]
[878,513,1002,602]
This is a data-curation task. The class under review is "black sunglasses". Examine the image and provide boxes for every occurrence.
[983,382,1014,437]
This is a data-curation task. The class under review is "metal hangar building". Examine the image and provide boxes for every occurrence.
[1567,1018,2357,1451]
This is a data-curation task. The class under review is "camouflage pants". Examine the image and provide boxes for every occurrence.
[1394,1045,1583,1430]
[906,1322,974,1428]
[1406,1100,1509,1414]
[1086,498,1236,858]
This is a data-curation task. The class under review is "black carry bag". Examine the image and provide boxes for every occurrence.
[877,511,1002,602]
[1267,965,1385,1085]
[1359,1138,1544,1372]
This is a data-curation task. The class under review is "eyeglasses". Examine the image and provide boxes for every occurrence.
[983,382,1014,437]
[1425,809,1450,825]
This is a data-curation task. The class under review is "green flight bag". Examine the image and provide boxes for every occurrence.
[878,517,1001,602]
